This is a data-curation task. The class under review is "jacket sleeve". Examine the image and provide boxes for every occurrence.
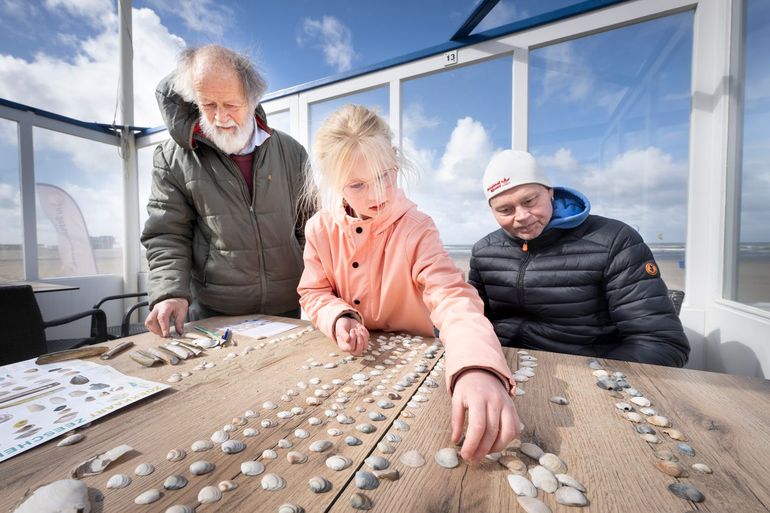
[297,217,361,340]
[140,145,196,309]
[602,224,690,367]
[468,249,491,317]
[408,219,515,395]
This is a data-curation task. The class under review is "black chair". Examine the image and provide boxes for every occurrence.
[92,292,149,339]
[1,284,108,365]
[668,289,685,316]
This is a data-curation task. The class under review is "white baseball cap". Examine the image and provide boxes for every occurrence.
[482,150,552,202]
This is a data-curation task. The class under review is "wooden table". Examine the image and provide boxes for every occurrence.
[1,315,769,512]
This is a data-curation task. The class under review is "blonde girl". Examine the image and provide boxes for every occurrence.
[298,104,519,463]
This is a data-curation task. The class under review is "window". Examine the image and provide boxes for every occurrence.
[471,0,601,34]
[727,0,770,311]
[0,118,23,281]
[34,128,123,277]
[268,110,291,135]
[529,12,693,291]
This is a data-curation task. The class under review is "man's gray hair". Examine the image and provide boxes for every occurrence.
[172,45,267,107]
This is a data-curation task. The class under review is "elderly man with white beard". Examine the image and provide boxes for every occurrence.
[141,45,312,337]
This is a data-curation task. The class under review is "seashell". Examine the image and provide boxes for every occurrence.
[351,492,373,510]
[519,442,544,460]
[377,400,394,409]
[555,486,589,506]
[57,433,85,447]
[223,424,237,433]
[365,455,390,470]
[655,459,688,477]
[278,504,304,513]
[70,444,134,478]
[167,448,186,462]
[134,463,155,476]
[387,391,401,400]
[261,473,286,491]
[555,473,586,492]
[586,358,602,369]
[262,401,278,409]
[278,438,293,449]
[368,411,386,421]
[134,488,162,505]
[499,455,527,475]
[630,396,651,407]
[287,451,308,464]
[310,440,333,452]
[434,447,460,469]
[647,415,671,427]
[327,428,343,436]
[373,468,400,481]
[240,460,265,476]
[654,449,678,461]
[639,407,657,416]
[661,428,687,441]
[197,485,222,504]
[308,475,332,493]
[245,409,259,418]
[277,411,294,419]
[294,429,310,439]
[262,449,278,459]
[625,412,644,423]
[393,419,410,432]
[243,428,258,437]
[385,433,401,443]
[635,424,656,435]
[345,435,363,446]
[189,460,215,475]
[668,483,705,502]
[221,439,246,454]
[692,463,712,474]
[356,423,376,434]
[191,440,213,452]
[165,506,195,513]
[336,414,354,424]
[13,479,91,513]
[639,433,660,443]
[400,410,415,418]
[218,480,237,492]
[507,474,537,497]
[677,442,695,457]
[306,397,321,406]
[377,442,395,454]
[261,419,277,428]
[529,465,558,493]
[353,470,379,491]
[516,496,552,513]
[163,474,188,490]
[615,402,633,412]
[538,453,566,474]
[326,455,353,471]
[626,387,642,397]
[399,449,426,467]
[106,473,132,489]
[549,396,569,405]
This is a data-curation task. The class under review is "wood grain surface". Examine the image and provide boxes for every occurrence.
[1,315,769,513]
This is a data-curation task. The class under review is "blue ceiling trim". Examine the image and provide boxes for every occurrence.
[451,0,501,41]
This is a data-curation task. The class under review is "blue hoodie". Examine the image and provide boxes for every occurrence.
[545,186,591,232]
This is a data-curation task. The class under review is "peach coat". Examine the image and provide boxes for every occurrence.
[298,189,515,394]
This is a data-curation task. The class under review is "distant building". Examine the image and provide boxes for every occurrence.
[89,236,115,250]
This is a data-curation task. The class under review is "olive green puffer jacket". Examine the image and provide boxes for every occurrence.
[141,75,312,315]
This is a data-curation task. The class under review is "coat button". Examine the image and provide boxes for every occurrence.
[352,262,359,268]
[353,299,360,305]
[356,227,363,234]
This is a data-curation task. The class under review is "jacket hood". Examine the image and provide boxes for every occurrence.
[546,186,591,231]
[155,72,269,150]
[332,188,415,235]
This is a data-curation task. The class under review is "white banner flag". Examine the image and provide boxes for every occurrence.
[36,182,97,276]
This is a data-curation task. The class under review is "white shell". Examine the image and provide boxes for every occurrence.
[516,496,552,513]
[165,506,194,513]
[243,428,258,437]
[529,465,558,493]
[507,474,537,497]
[630,396,652,407]
[364,455,390,470]
[218,480,237,492]
[399,449,426,467]
[163,474,188,490]
[538,453,567,474]
[134,463,155,476]
[166,449,186,462]
[308,476,332,493]
[519,442,545,460]
[277,438,293,448]
[189,460,215,475]
[261,473,286,491]
[57,433,85,447]
[310,440,333,452]
[278,504,304,513]
[325,455,353,471]
[197,485,222,504]
[240,460,265,476]
[134,489,161,505]
[191,440,213,452]
[106,473,132,489]
[221,440,246,454]
[13,479,91,513]
[555,473,586,492]
[294,429,310,439]
[434,448,460,469]
[356,423,376,434]
[287,451,308,464]
[355,470,380,490]
[345,435,363,446]
[554,486,589,506]
[261,449,278,459]
[211,430,229,444]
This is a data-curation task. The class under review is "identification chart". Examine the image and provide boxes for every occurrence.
[0,359,167,462]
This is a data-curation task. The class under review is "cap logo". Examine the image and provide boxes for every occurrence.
[644,262,658,276]
[486,177,510,194]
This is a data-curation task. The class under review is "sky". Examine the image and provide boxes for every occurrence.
[0,0,768,282]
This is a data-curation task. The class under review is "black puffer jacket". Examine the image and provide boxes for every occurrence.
[469,187,689,367]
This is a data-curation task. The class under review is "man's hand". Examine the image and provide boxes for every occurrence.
[451,369,520,465]
[334,316,369,356]
[145,298,189,337]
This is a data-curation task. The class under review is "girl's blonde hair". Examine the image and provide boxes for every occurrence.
[302,104,410,213]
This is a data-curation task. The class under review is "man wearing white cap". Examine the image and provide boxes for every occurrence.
[469,150,689,367]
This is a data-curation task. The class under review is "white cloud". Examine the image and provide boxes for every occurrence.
[298,16,356,73]
[45,0,114,27]
[401,103,440,140]
[537,147,580,174]
[144,0,233,39]
[434,117,494,193]
[538,43,595,105]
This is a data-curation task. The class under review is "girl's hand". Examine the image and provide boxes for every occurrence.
[334,316,369,356]
[451,369,520,465]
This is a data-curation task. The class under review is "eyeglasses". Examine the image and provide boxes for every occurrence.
[342,169,398,198]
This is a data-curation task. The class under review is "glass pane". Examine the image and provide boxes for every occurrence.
[529,12,693,292]
[34,128,123,278]
[0,119,23,281]
[309,87,389,153]
[402,56,513,277]
[472,0,590,34]
[268,110,291,135]
[138,142,166,273]
[731,0,770,310]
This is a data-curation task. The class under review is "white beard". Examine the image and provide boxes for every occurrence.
[199,115,255,155]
